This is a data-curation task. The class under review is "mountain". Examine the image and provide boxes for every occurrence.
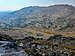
[0,11,11,19]
[0,11,10,15]
[0,4,75,32]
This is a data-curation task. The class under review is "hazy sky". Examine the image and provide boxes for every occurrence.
[0,0,75,11]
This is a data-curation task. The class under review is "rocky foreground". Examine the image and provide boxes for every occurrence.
[0,33,27,56]
[0,41,26,56]
[0,32,75,56]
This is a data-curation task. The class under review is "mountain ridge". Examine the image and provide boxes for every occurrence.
[0,4,75,32]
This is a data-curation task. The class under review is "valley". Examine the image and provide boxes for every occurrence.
[1,27,75,40]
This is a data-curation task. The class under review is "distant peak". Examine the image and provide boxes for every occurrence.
[48,4,74,7]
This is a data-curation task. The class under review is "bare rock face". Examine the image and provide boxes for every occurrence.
[0,41,26,56]
[0,33,26,56]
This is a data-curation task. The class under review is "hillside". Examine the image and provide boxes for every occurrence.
[0,4,75,32]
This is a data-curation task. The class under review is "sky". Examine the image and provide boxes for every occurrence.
[0,0,75,11]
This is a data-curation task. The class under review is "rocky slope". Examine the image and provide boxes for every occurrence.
[0,4,75,32]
